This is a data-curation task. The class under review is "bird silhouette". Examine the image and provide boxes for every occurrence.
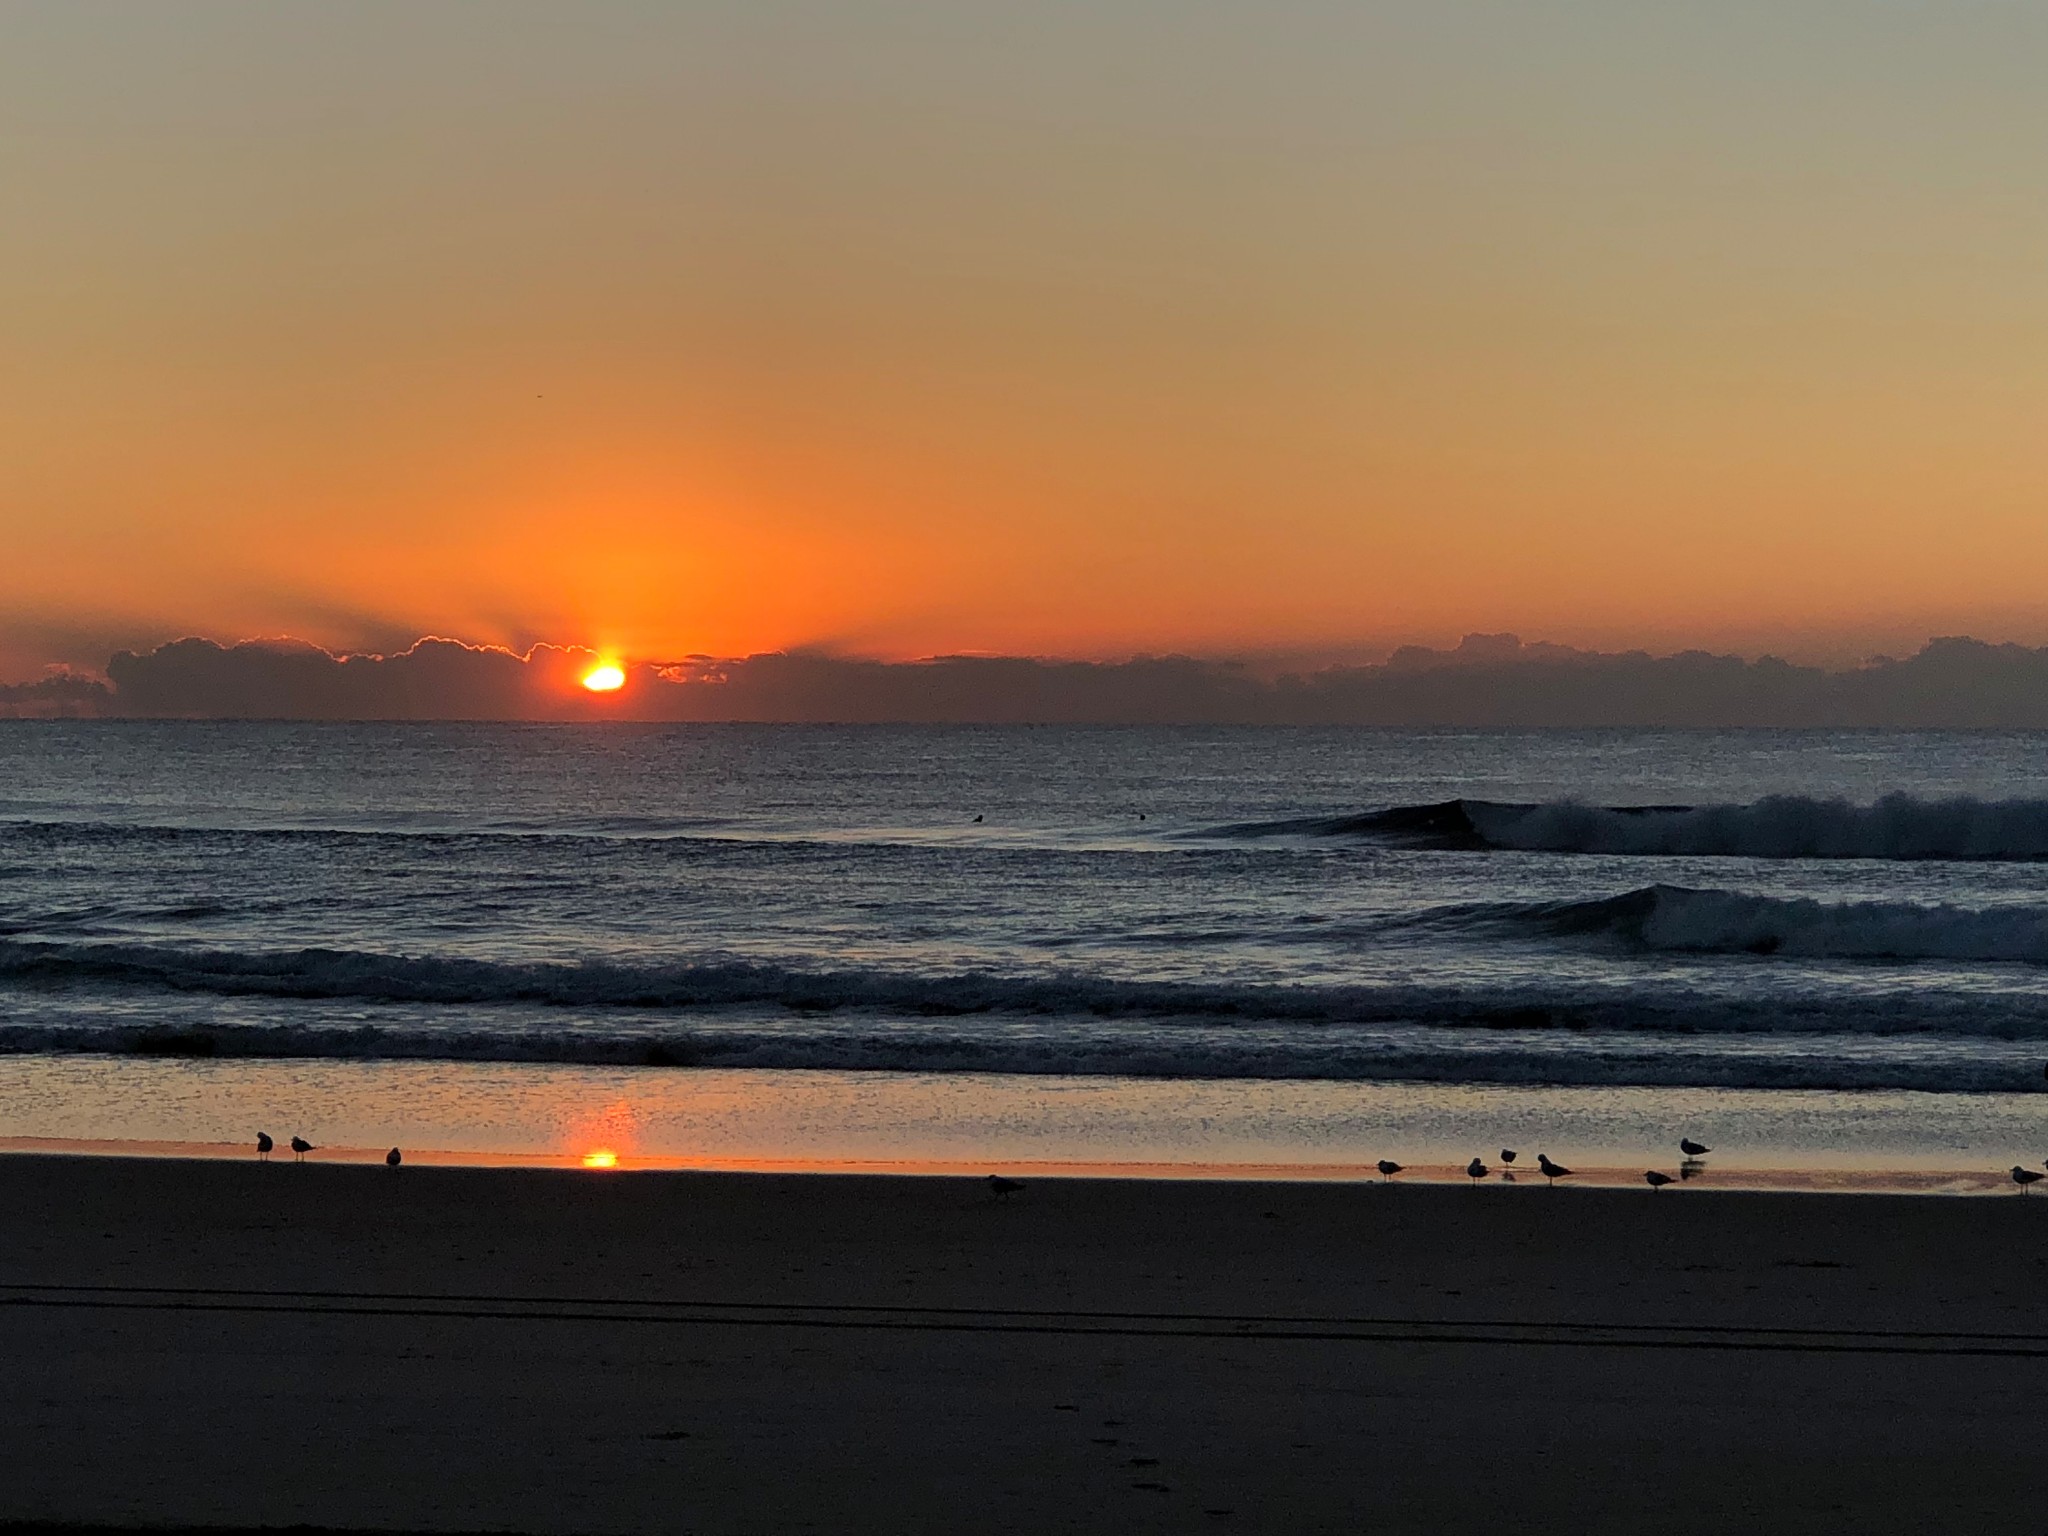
[1376,1159,1403,1181]
[386,1147,402,1169]
[987,1174,1023,1201]
[2013,1166,2044,1194]
[1679,1138,1711,1157]
[1466,1157,1488,1185]
[1645,1170,1674,1190]
[1536,1154,1573,1186]
[1500,1149,1517,1164]
[256,1132,273,1162]
[972,814,984,824]
[290,1136,313,1163]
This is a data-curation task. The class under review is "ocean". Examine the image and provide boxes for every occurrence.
[5,721,2048,1181]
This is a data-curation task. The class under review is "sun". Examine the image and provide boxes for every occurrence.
[581,1148,620,1169]
[581,663,626,693]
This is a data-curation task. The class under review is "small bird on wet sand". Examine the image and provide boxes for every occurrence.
[1645,1170,1674,1190]
[256,1133,273,1162]
[988,1175,1023,1201]
[386,1147,402,1169]
[2013,1166,2043,1194]
[290,1136,313,1163]
[1466,1158,1488,1186]
[1500,1149,1517,1165]
[1376,1159,1403,1181]
[1680,1138,1711,1157]
[1536,1154,1573,1186]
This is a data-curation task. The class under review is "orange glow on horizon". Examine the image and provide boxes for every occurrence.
[16,4,2048,680]
[581,1148,620,1169]
[580,663,626,693]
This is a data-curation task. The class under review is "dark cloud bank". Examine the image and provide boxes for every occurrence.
[12,638,2048,733]
[7,633,2048,726]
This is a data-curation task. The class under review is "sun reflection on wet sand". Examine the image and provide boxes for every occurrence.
[3,1058,2048,1196]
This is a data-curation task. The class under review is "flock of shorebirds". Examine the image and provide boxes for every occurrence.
[981,1146,1720,1200]
[1369,1137,1716,1190]
[248,1136,2048,1193]
[256,1132,402,1169]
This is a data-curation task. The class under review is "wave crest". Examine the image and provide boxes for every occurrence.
[1503,884,2048,963]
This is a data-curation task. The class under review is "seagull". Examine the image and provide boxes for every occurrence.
[1536,1154,1573,1186]
[386,1147,402,1169]
[290,1136,313,1163]
[256,1132,273,1162]
[1466,1157,1488,1185]
[1679,1138,1711,1157]
[1645,1170,1674,1190]
[2013,1166,2044,1194]
[973,814,984,824]
[1500,1149,1517,1165]
[1376,1159,1403,1181]
[988,1174,1023,1201]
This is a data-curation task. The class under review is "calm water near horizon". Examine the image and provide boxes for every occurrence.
[5,721,2048,1179]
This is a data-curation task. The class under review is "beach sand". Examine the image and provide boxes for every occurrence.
[4,1155,2048,1534]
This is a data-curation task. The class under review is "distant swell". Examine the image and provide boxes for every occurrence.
[1212,794,2048,861]
[3,928,2044,1020]
[0,937,1595,1024]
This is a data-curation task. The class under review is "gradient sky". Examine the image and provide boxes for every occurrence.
[5,2,2048,678]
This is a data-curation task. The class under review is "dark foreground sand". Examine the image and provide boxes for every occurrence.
[5,1156,2048,1534]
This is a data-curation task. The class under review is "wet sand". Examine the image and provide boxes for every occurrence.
[4,1154,2048,1533]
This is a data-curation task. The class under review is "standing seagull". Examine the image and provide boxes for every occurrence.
[1679,1138,1711,1158]
[386,1147,402,1170]
[2013,1166,2044,1194]
[987,1174,1023,1201]
[1466,1157,1488,1186]
[1645,1170,1674,1190]
[1500,1149,1517,1165]
[1376,1159,1403,1181]
[290,1136,313,1163]
[1536,1154,1573,1187]
[256,1132,273,1162]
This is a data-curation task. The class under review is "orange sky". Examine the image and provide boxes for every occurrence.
[6,3,2048,678]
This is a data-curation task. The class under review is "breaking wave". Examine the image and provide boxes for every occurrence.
[1210,794,2048,861]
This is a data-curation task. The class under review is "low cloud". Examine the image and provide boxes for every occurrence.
[8,631,2048,726]
[0,671,113,720]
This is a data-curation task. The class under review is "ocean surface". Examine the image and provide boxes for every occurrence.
[5,721,2048,1108]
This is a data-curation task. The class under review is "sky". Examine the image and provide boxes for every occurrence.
[5,2,2048,680]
